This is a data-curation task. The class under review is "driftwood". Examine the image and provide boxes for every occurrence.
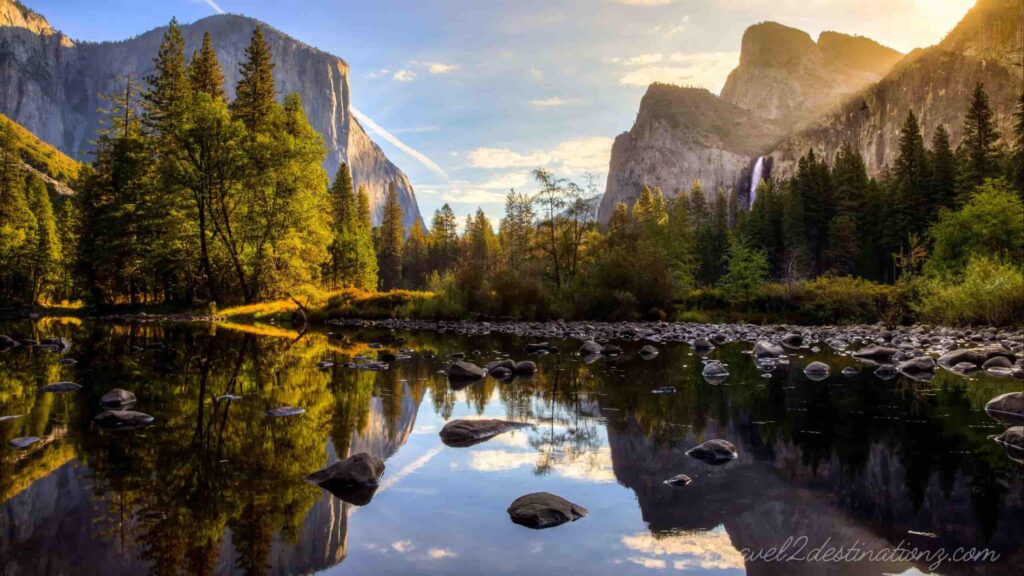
[288,295,309,333]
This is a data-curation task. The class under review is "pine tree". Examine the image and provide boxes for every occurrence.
[189,32,225,101]
[231,26,276,132]
[143,18,190,135]
[402,219,428,289]
[893,111,931,244]
[353,185,378,289]
[376,185,404,290]
[427,203,459,274]
[633,184,667,226]
[327,163,357,288]
[718,235,769,307]
[26,177,60,304]
[0,125,36,301]
[959,83,1002,195]
[929,125,958,212]
[1013,91,1024,199]
[499,191,534,272]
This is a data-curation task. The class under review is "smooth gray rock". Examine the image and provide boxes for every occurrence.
[898,356,936,374]
[686,439,737,464]
[448,360,485,380]
[94,410,154,429]
[579,341,603,356]
[439,418,530,447]
[8,436,40,449]
[638,344,659,359]
[803,361,831,380]
[39,382,81,393]
[752,341,784,359]
[663,474,692,487]
[100,388,136,407]
[513,360,537,376]
[781,333,804,348]
[985,392,1024,425]
[853,345,898,361]
[307,452,385,490]
[265,406,305,417]
[507,492,587,529]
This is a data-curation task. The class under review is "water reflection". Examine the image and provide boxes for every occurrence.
[0,320,1021,575]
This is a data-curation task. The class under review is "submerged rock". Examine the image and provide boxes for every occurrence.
[853,346,898,361]
[985,392,1024,425]
[874,365,898,380]
[639,344,660,359]
[841,367,860,377]
[513,360,537,376]
[803,361,831,381]
[486,359,515,379]
[507,492,587,529]
[994,427,1024,464]
[39,382,81,393]
[579,341,603,356]
[57,358,77,366]
[781,333,804,348]
[94,410,154,429]
[8,436,40,449]
[898,356,936,374]
[686,439,737,465]
[663,474,692,487]
[439,418,530,447]
[265,406,305,418]
[692,337,714,352]
[100,388,136,407]
[752,341,784,359]
[447,360,485,381]
[702,361,729,384]
[307,452,385,504]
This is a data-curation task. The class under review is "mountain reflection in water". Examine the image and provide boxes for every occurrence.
[0,320,1021,575]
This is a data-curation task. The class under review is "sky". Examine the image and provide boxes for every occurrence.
[29,0,976,222]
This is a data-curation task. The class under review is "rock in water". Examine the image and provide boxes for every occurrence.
[994,427,1024,464]
[638,345,659,359]
[781,333,804,348]
[94,410,154,430]
[692,337,714,352]
[265,406,305,418]
[686,439,737,465]
[0,415,23,422]
[439,419,530,447]
[852,346,898,361]
[985,392,1024,425]
[702,361,729,384]
[803,361,831,381]
[100,388,136,407]
[507,492,587,529]
[663,474,692,487]
[39,382,81,393]
[8,436,40,449]
[898,356,936,374]
[578,341,603,356]
[513,361,537,376]
[447,360,485,381]
[307,453,385,505]
[752,341,784,359]
[216,394,242,402]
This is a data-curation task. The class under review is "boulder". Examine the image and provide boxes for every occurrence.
[982,356,1013,370]
[852,346,898,361]
[439,418,530,447]
[692,337,714,351]
[985,392,1024,425]
[94,410,154,429]
[100,388,136,407]
[994,427,1024,464]
[600,344,623,356]
[307,453,385,505]
[513,361,537,376]
[898,356,936,374]
[8,436,40,449]
[685,439,737,465]
[803,361,831,381]
[939,346,1014,369]
[781,333,803,348]
[638,345,659,359]
[578,341,603,356]
[447,360,485,380]
[486,359,515,379]
[507,492,587,529]
[702,362,729,378]
[752,341,784,359]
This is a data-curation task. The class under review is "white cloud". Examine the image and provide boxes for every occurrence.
[611,0,676,5]
[528,97,576,109]
[620,527,746,571]
[194,0,225,14]
[390,125,440,134]
[617,51,739,93]
[614,53,664,66]
[393,69,416,82]
[391,540,416,553]
[626,557,666,569]
[367,68,391,79]
[528,67,544,82]
[428,548,458,559]
[423,61,458,74]
[467,137,613,172]
[350,106,449,181]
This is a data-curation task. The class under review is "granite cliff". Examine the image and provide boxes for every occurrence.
[0,0,423,229]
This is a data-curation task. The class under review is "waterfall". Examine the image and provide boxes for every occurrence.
[749,156,766,208]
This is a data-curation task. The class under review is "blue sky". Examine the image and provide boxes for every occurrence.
[29,0,973,222]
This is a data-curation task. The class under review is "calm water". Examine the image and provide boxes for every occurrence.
[0,319,1021,576]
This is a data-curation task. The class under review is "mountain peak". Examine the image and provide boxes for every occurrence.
[0,0,71,46]
[940,0,1022,72]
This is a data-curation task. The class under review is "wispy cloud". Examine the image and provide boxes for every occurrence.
[393,69,416,82]
[194,0,226,14]
[613,53,663,65]
[467,137,613,172]
[428,548,458,560]
[528,97,576,109]
[350,106,449,180]
[413,61,458,74]
[367,68,391,79]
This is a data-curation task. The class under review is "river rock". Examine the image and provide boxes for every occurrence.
[100,388,136,407]
[439,418,530,447]
[994,427,1024,463]
[781,333,803,348]
[307,452,385,504]
[898,356,936,374]
[853,346,898,361]
[638,345,659,359]
[982,356,1012,370]
[8,436,40,448]
[40,337,70,352]
[841,367,860,377]
[513,361,537,376]
[686,439,737,464]
[663,474,692,487]
[507,492,587,529]
[579,341,603,356]
[803,361,831,381]
[985,392,1024,425]
[939,346,1014,369]
[752,341,784,359]
[94,410,154,429]
[600,344,623,356]
[692,337,714,351]
[0,335,17,349]
[39,382,81,393]
[486,359,515,378]
[448,360,485,380]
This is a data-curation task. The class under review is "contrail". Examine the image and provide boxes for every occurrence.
[350,105,449,181]
[199,0,225,14]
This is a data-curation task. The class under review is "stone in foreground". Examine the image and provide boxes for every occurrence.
[100,388,137,407]
[447,360,485,381]
[307,452,385,505]
[803,361,831,381]
[686,439,737,465]
[507,492,587,529]
[985,392,1024,425]
[94,410,154,430]
[439,418,530,447]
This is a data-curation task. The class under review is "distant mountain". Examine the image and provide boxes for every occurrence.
[720,22,903,123]
[0,0,424,229]
[602,0,1022,218]
[0,112,78,195]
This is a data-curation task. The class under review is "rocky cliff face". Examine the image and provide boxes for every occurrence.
[768,0,1022,179]
[598,84,783,221]
[720,22,903,123]
[0,1,423,229]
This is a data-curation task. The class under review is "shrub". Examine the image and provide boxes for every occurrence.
[759,276,907,324]
[915,256,1024,326]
